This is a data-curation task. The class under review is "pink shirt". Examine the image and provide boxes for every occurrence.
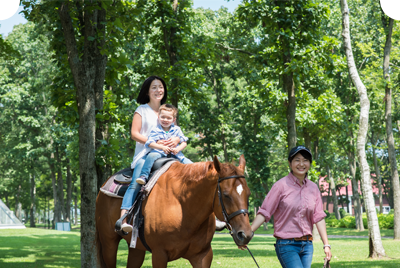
[257,172,326,239]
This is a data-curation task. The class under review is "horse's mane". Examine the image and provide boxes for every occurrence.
[171,161,239,182]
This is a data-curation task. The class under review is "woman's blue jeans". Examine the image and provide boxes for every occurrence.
[275,239,313,268]
[120,158,145,210]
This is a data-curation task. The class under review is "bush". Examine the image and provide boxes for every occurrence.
[339,208,349,219]
[385,214,394,229]
[362,214,368,229]
[340,216,356,228]
[324,210,331,218]
[377,213,394,229]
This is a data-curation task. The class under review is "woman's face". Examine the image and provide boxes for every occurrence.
[288,153,310,179]
[148,79,164,104]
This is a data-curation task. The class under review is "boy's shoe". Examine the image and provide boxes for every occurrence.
[121,223,133,233]
[136,175,147,185]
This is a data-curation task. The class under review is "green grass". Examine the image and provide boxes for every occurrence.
[1,228,399,267]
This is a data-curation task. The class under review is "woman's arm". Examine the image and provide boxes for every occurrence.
[131,113,147,144]
[316,219,332,260]
[251,214,266,232]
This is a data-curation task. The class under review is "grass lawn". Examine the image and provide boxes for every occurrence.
[1,228,399,267]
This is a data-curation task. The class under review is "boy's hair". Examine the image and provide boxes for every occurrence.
[159,104,178,118]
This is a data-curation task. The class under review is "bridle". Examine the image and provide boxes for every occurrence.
[214,174,261,268]
[214,174,249,232]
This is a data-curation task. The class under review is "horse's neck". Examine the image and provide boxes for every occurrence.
[180,173,217,222]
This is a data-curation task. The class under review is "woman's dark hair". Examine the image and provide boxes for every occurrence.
[136,76,168,104]
[288,150,312,163]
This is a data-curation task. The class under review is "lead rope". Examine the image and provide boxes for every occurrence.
[246,246,260,268]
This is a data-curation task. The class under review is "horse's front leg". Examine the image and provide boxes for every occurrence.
[188,246,213,268]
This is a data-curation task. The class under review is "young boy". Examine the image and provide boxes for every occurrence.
[136,104,191,185]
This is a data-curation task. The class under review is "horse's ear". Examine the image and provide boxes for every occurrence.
[238,154,246,171]
[213,156,221,173]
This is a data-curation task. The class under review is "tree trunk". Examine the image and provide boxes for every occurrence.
[48,153,60,224]
[327,166,340,220]
[382,17,400,240]
[303,127,311,149]
[29,172,36,227]
[55,147,66,221]
[340,0,386,257]
[14,184,21,220]
[161,0,185,123]
[284,52,297,150]
[59,1,107,266]
[346,183,351,214]
[371,131,383,214]
[326,187,331,211]
[348,143,364,230]
[212,72,229,162]
[66,159,73,222]
[74,186,78,226]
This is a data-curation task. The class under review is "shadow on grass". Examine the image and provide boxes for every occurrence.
[0,233,80,268]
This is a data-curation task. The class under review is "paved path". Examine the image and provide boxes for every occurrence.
[215,232,394,239]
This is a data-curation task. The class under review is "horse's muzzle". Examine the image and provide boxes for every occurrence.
[232,229,254,246]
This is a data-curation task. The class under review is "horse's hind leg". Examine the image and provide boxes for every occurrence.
[188,247,213,268]
[98,237,120,268]
[151,250,169,268]
[127,247,146,268]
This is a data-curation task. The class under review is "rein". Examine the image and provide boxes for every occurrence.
[214,174,261,268]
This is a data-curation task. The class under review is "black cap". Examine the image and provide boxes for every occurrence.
[288,145,312,161]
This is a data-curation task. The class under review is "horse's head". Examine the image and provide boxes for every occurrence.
[213,155,253,246]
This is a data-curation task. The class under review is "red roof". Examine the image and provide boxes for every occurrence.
[318,176,382,196]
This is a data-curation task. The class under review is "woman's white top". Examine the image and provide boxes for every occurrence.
[131,104,158,168]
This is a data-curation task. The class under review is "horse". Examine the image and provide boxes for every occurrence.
[95,155,253,268]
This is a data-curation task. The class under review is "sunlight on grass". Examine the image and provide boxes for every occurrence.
[1,228,399,267]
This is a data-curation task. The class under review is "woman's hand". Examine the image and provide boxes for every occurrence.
[238,245,247,251]
[165,137,180,148]
[324,246,332,260]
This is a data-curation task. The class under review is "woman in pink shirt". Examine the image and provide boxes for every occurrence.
[241,146,332,268]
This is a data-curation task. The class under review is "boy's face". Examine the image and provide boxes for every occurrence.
[159,110,176,128]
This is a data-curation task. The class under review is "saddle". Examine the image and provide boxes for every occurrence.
[100,157,178,198]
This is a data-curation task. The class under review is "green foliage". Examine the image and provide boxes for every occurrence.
[377,213,394,229]
[0,35,20,60]
[341,216,356,228]
[339,208,350,219]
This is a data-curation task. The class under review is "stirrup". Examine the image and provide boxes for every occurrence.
[115,212,129,236]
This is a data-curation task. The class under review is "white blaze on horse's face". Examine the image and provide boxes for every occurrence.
[236,184,243,196]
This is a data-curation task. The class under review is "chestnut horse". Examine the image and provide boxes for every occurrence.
[95,155,253,268]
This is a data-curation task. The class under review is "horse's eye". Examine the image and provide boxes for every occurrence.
[223,193,231,200]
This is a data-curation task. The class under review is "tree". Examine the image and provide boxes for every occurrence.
[340,0,386,258]
[237,0,333,151]
[381,15,400,240]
